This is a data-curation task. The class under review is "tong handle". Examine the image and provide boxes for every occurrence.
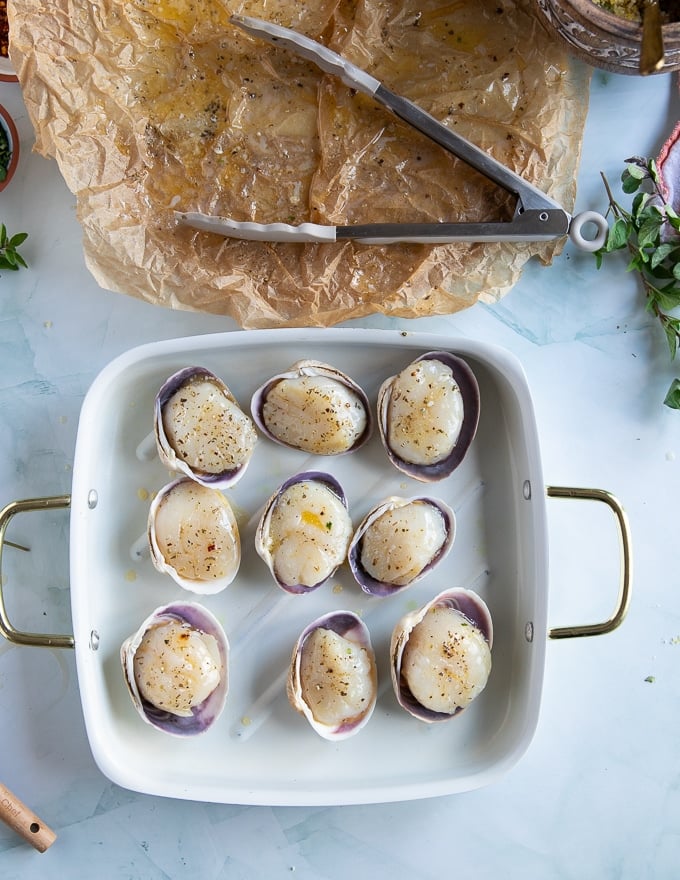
[0,782,57,852]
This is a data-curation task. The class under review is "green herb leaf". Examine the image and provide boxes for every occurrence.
[664,319,680,359]
[654,287,680,312]
[651,242,675,269]
[622,173,642,195]
[625,162,647,181]
[9,232,28,248]
[597,166,680,408]
[638,217,663,249]
[606,217,630,251]
[0,225,29,275]
[664,378,680,409]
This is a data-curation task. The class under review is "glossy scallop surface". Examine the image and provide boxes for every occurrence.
[121,602,229,737]
[155,366,257,488]
[377,351,480,482]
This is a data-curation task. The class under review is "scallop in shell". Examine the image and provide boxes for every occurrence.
[251,360,371,456]
[377,351,480,482]
[348,496,455,597]
[121,602,229,736]
[148,477,241,595]
[390,588,492,723]
[255,471,353,594]
[155,366,257,488]
[287,611,378,740]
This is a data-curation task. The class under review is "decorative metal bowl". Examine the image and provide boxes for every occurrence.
[532,0,680,75]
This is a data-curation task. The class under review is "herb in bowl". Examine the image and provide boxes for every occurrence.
[0,117,10,181]
[596,157,680,409]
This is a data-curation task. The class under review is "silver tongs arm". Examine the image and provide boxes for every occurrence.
[231,14,558,214]
[176,15,607,251]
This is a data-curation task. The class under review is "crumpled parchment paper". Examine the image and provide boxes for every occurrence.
[9,0,591,328]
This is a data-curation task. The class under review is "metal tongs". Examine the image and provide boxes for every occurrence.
[176,14,608,252]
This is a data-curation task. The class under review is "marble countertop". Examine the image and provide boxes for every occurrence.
[0,52,678,880]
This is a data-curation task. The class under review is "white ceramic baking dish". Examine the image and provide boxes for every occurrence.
[0,329,631,805]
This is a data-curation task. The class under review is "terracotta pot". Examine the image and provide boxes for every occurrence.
[0,102,18,191]
[531,0,680,75]
[0,55,18,84]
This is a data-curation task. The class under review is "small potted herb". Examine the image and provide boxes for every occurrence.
[0,103,27,274]
[0,101,18,190]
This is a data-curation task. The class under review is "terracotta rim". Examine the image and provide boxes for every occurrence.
[0,103,19,191]
[0,54,18,83]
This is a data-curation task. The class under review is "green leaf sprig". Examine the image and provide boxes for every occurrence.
[596,157,680,408]
[0,223,28,273]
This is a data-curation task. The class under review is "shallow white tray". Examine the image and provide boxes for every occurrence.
[68,328,550,805]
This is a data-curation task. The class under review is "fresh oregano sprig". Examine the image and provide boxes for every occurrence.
[0,223,28,273]
[596,157,680,409]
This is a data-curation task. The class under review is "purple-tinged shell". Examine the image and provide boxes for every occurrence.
[250,360,372,456]
[154,366,257,489]
[348,496,456,597]
[390,588,492,724]
[377,351,480,482]
[147,477,241,595]
[287,610,378,741]
[255,471,353,594]
[121,602,229,737]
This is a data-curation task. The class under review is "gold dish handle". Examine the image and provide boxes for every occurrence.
[0,488,632,646]
[0,495,74,649]
[546,486,632,640]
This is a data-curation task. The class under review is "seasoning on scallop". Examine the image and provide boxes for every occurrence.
[120,602,229,736]
[377,351,480,482]
[287,611,378,740]
[255,471,353,594]
[390,588,492,723]
[251,360,371,455]
[348,496,455,596]
[155,366,257,488]
[148,478,240,595]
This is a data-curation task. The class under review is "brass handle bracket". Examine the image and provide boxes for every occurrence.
[546,486,632,640]
[0,495,74,649]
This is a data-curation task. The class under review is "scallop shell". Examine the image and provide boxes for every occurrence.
[348,496,456,596]
[255,471,353,594]
[147,477,241,595]
[287,610,378,740]
[377,351,480,482]
[121,602,229,737]
[390,588,492,723]
[154,366,256,488]
[251,360,371,456]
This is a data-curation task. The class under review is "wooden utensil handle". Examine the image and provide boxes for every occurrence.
[0,782,56,852]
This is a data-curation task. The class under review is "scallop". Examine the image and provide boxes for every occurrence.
[148,478,240,594]
[348,496,455,596]
[155,366,257,488]
[287,611,378,740]
[377,351,480,481]
[251,360,371,455]
[390,588,492,723]
[121,602,229,736]
[255,471,353,594]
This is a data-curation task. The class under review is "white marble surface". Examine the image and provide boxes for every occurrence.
[0,56,678,879]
